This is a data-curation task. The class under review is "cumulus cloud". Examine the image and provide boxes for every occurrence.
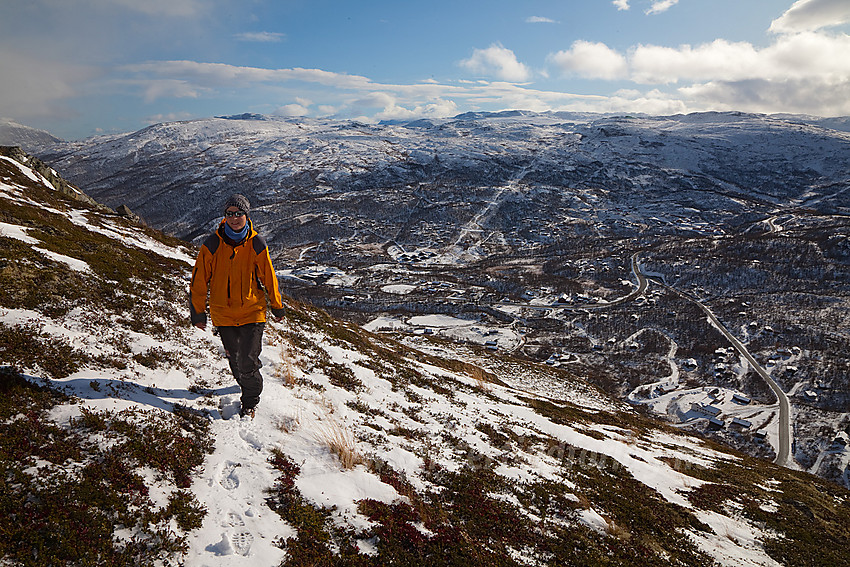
[632,33,850,83]
[548,41,629,80]
[646,0,679,15]
[543,27,850,115]
[526,16,558,24]
[375,98,460,121]
[333,90,459,122]
[235,32,285,43]
[275,103,310,117]
[459,44,532,82]
[613,0,630,10]
[770,0,850,33]
[630,39,762,83]
[549,32,850,86]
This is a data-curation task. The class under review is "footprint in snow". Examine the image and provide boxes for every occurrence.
[239,428,263,451]
[223,511,245,527]
[220,461,241,490]
[206,534,234,556]
[231,531,254,556]
[218,396,241,420]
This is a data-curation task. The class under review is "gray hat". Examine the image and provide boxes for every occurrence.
[223,194,250,216]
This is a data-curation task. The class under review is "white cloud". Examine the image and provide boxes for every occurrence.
[629,39,762,83]
[629,32,850,83]
[769,0,850,33]
[548,41,628,80]
[374,98,459,121]
[526,16,558,24]
[352,91,397,109]
[543,29,850,116]
[459,44,532,82]
[275,104,310,117]
[646,0,679,15]
[335,90,459,122]
[121,61,374,92]
[235,32,285,43]
[613,0,630,10]
[549,32,850,86]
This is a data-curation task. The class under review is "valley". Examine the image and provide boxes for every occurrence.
[39,110,850,487]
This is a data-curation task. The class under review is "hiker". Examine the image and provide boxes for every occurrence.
[190,194,285,418]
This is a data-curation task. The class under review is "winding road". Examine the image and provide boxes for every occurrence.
[493,251,793,467]
[633,256,792,467]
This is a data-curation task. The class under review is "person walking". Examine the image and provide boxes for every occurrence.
[190,194,285,418]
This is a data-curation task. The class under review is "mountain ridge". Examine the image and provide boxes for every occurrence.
[40,111,850,243]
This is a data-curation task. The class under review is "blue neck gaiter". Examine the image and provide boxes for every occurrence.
[224,221,249,243]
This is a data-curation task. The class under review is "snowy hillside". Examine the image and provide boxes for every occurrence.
[3,149,850,565]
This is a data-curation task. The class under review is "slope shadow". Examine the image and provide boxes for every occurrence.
[30,373,240,419]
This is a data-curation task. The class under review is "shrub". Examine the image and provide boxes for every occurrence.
[0,370,209,566]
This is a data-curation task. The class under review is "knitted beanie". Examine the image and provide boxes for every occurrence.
[223,194,250,215]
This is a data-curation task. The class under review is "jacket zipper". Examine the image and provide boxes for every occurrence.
[227,247,235,301]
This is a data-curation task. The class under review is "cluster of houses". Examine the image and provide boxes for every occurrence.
[690,392,767,440]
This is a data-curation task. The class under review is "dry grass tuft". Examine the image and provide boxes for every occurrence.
[271,337,298,387]
[314,419,361,469]
[276,356,297,387]
[469,364,490,391]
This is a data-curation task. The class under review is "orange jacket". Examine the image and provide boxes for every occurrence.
[190,219,285,327]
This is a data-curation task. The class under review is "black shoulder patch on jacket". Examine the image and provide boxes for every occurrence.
[202,233,220,255]
[252,234,268,255]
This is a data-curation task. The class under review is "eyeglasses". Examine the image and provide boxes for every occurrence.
[225,210,246,218]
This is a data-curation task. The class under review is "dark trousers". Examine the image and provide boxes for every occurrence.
[218,322,265,410]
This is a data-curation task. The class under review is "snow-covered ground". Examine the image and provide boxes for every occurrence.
[364,313,521,352]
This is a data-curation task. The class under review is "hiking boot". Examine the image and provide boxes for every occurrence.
[239,406,255,419]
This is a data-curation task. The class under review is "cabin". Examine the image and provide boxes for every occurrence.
[732,393,751,405]
[691,403,722,418]
[731,417,752,429]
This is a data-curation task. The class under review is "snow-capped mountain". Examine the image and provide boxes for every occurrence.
[41,111,850,246]
[0,118,63,154]
[4,146,850,565]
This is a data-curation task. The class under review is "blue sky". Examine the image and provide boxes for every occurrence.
[1,0,849,140]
